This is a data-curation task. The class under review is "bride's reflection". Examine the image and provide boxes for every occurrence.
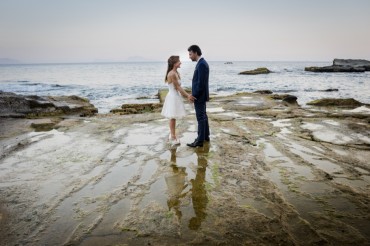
[165,143,210,229]
[165,147,188,220]
[189,143,210,230]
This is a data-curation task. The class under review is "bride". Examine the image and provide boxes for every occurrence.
[161,55,195,146]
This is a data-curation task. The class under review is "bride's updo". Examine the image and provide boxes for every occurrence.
[165,56,180,82]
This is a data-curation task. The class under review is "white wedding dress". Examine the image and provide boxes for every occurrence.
[161,81,187,119]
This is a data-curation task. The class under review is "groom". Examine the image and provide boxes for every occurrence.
[187,45,210,148]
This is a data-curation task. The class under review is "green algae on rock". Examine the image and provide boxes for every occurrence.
[158,89,168,103]
[307,98,364,108]
[110,103,162,115]
[157,88,191,103]
[30,118,62,132]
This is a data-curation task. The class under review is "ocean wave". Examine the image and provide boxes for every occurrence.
[1,61,369,113]
[215,86,237,92]
[273,89,298,93]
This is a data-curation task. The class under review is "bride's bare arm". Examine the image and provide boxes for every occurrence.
[168,73,196,102]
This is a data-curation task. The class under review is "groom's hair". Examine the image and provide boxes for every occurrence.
[188,45,202,56]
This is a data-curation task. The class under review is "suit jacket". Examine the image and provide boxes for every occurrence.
[192,58,209,103]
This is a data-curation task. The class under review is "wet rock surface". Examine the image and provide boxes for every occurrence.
[0,93,369,245]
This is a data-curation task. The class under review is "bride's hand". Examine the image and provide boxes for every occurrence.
[187,94,196,102]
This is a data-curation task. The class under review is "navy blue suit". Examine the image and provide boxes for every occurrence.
[192,58,210,142]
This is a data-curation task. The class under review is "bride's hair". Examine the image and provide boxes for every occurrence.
[165,56,181,82]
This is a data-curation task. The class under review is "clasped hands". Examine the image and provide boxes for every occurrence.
[187,94,196,103]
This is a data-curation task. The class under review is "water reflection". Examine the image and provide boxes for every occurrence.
[165,148,188,220]
[189,144,210,230]
[165,144,210,230]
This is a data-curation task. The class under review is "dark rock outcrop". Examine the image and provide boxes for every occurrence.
[282,95,298,105]
[320,89,339,92]
[268,94,293,100]
[305,59,370,73]
[253,90,273,94]
[333,59,370,70]
[305,66,365,73]
[265,94,299,106]
[239,67,271,75]
[0,91,98,118]
[307,98,363,108]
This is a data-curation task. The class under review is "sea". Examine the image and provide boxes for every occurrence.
[0,61,369,113]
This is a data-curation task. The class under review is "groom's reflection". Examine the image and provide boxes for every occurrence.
[189,143,210,230]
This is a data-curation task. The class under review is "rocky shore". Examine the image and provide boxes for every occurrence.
[0,91,98,118]
[0,91,369,245]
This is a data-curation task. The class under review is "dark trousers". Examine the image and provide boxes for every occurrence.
[194,101,209,142]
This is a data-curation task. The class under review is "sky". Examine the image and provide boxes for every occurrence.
[1,0,370,63]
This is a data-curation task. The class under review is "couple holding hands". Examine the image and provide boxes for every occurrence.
[161,45,210,148]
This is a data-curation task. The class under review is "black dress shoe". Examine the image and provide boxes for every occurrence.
[187,141,203,147]
[194,138,210,142]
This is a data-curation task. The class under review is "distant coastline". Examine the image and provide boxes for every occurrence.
[0,56,161,65]
[0,58,21,65]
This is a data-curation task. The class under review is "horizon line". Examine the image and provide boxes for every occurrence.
[0,60,337,65]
